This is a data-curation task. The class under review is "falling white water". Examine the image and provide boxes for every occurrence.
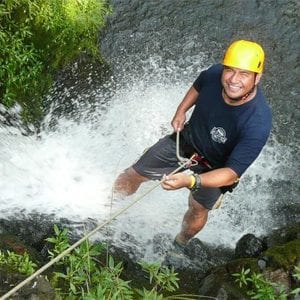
[0,56,292,261]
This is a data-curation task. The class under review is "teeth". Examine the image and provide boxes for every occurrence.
[228,85,240,92]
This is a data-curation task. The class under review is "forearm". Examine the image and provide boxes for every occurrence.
[199,167,239,188]
[161,167,239,191]
[172,86,199,131]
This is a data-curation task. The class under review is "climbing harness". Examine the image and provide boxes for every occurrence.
[0,132,197,300]
[175,131,212,169]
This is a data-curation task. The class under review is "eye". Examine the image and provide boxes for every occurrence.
[224,67,233,74]
[240,72,250,78]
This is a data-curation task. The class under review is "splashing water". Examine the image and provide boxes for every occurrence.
[0,56,292,261]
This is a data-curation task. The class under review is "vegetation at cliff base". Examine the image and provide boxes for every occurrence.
[45,225,185,299]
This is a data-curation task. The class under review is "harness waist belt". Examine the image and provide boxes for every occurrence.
[191,153,212,169]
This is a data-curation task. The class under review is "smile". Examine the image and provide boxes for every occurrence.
[227,84,242,93]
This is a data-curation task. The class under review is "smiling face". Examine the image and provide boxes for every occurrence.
[221,66,262,101]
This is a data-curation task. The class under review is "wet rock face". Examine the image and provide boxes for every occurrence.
[263,223,300,248]
[0,214,55,250]
[152,232,173,256]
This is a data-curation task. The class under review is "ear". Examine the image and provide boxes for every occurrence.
[255,73,262,85]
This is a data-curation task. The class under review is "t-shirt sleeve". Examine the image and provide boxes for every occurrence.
[193,64,223,92]
[193,70,207,92]
[225,124,271,176]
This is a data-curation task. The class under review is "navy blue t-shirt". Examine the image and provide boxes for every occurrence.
[185,64,272,176]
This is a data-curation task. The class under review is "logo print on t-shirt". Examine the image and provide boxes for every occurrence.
[210,127,227,144]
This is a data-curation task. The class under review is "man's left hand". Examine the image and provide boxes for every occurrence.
[161,173,191,190]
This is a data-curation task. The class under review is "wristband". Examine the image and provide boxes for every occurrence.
[188,174,196,189]
[189,174,201,191]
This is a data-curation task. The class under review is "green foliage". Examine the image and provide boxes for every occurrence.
[138,261,179,294]
[233,267,300,300]
[83,255,134,300]
[46,225,190,299]
[46,225,107,297]
[0,249,37,275]
[291,266,300,296]
[46,224,70,260]
[0,0,111,123]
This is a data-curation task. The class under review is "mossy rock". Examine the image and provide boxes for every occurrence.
[0,233,43,265]
[226,257,260,274]
[198,265,249,299]
[263,239,300,270]
[264,222,300,247]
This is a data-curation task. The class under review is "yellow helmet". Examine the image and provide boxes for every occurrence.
[223,40,265,73]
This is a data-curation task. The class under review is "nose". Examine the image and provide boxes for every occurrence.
[229,71,240,83]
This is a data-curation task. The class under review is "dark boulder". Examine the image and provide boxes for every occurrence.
[235,233,266,258]
[0,270,55,300]
[184,238,212,261]
[198,266,248,300]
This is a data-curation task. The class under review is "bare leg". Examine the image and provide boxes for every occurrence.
[113,167,148,196]
[176,193,209,245]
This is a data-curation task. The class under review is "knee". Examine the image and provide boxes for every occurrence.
[114,167,147,195]
[120,167,145,182]
[114,168,133,189]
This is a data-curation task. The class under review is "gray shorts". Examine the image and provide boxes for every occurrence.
[132,135,222,210]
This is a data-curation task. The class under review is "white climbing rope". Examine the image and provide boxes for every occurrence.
[0,132,194,300]
[176,130,198,168]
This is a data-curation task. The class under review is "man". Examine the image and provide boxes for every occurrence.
[114,40,272,250]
